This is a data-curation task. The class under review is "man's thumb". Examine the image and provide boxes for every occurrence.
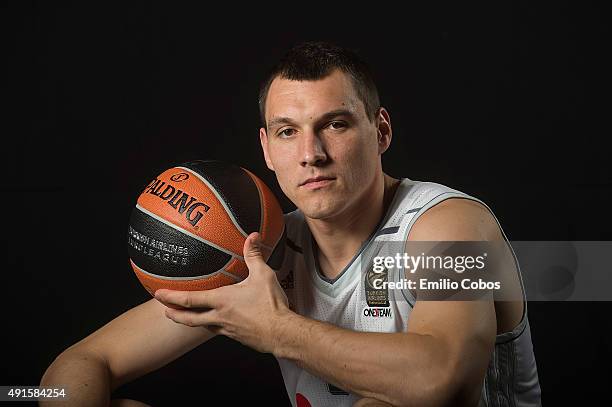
[244,232,265,268]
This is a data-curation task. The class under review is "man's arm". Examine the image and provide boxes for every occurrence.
[40,298,216,407]
[274,301,494,406]
[155,198,500,406]
[273,198,499,406]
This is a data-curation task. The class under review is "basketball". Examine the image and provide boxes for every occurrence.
[127,160,286,296]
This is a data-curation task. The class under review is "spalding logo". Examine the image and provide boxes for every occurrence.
[142,178,210,227]
[170,172,190,182]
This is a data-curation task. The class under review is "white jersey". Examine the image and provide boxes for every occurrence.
[275,178,542,407]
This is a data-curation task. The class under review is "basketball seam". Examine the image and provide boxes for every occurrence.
[131,258,242,282]
[135,203,245,260]
[242,168,264,235]
[242,168,285,253]
[270,223,286,257]
[176,166,249,238]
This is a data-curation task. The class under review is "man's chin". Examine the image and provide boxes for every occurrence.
[298,202,342,220]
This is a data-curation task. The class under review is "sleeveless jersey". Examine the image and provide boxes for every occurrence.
[275,178,542,407]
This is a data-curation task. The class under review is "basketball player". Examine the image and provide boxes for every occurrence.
[41,42,541,406]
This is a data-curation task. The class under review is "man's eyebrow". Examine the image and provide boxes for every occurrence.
[267,116,296,131]
[317,109,356,124]
[267,109,356,131]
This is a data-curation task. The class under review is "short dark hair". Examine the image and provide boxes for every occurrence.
[258,41,381,127]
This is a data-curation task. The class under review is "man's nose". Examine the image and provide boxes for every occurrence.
[300,130,327,167]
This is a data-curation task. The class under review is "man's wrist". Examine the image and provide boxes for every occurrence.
[271,309,305,360]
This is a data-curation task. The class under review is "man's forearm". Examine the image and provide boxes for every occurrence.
[40,349,112,407]
[273,312,455,406]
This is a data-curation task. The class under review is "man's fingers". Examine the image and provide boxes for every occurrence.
[243,232,266,269]
[164,307,222,327]
[155,288,221,309]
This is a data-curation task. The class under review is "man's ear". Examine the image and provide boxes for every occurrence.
[259,127,275,171]
[376,107,392,155]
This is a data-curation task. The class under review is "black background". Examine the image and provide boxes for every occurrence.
[3,2,610,405]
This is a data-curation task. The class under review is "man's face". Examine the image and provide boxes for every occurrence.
[260,69,388,220]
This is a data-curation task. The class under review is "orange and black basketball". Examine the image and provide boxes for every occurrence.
[127,160,286,296]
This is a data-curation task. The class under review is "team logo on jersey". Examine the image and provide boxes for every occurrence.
[279,269,295,311]
[279,268,294,290]
[363,264,392,318]
[365,265,390,307]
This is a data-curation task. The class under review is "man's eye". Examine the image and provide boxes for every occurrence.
[328,121,347,130]
[277,128,295,138]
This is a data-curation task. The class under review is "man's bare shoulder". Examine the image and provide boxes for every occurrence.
[407,197,503,241]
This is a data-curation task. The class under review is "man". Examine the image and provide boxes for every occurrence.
[42,42,541,406]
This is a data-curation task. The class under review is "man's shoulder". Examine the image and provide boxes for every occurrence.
[408,197,503,241]
[391,178,502,241]
[397,178,470,202]
[380,178,480,226]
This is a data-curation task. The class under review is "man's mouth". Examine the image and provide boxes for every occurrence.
[299,176,336,189]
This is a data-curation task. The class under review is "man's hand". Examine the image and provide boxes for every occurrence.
[154,232,291,354]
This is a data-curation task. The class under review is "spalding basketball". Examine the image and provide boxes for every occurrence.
[127,160,286,296]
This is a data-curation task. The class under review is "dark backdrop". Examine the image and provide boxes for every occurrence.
[3,2,610,405]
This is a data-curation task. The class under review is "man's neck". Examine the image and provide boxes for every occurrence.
[305,173,401,281]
